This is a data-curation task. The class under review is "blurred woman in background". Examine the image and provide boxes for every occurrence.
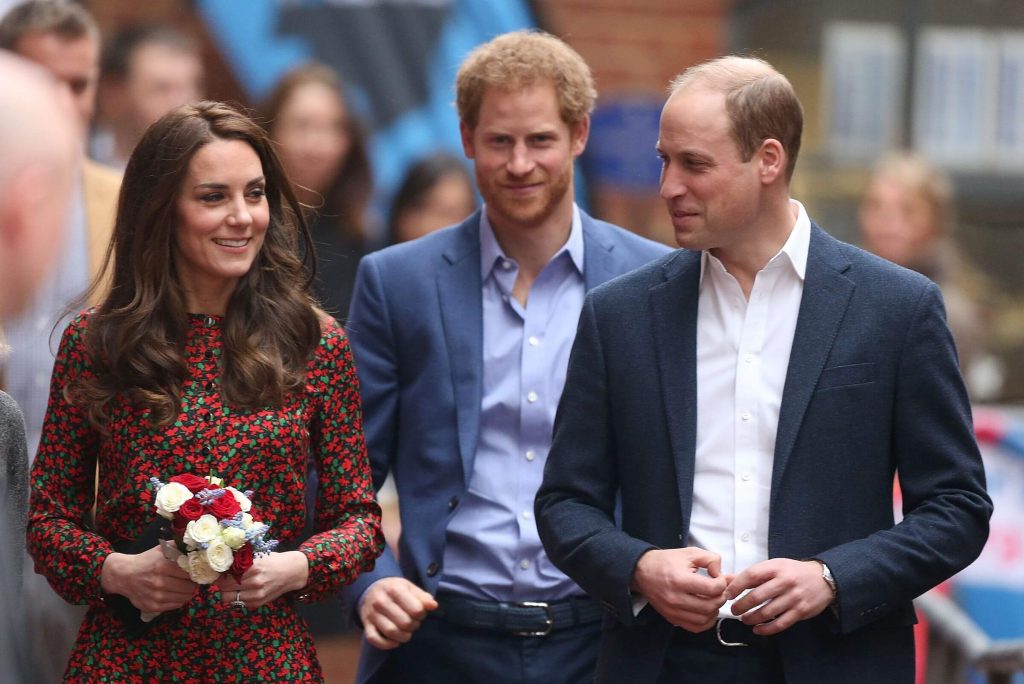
[387,151,476,245]
[858,151,1001,398]
[262,62,373,322]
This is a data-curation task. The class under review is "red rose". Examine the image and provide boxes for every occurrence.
[170,473,210,494]
[230,543,254,581]
[208,492,242,519]
[177,497,205,522]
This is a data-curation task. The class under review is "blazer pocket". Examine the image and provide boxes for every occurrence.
[816,362,876,392]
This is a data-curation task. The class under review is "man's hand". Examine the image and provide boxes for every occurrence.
[726,559,834,635]
[359,577,439,649]
[631,548,727,633]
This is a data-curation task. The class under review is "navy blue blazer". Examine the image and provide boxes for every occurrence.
[342,209,669,681]
[536,225,992,684]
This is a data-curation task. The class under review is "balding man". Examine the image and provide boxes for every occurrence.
[0,51,79,684]
[0,3,121,680]
[536,55,992,683]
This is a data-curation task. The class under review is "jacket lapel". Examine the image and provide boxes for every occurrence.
[771,225,855,500]
[436,216,484,485]
[581,212,616,291]
[650,250,702,534]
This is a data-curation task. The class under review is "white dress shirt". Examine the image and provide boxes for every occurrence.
[688,200,810,616]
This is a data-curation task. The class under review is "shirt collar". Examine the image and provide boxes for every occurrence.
[699,199,811,285]
[479,203,585,279]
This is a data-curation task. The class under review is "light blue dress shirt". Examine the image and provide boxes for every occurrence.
[438,206,586,601]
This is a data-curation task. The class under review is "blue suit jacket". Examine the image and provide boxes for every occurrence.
[536,225,992,684]
[343,209,669,681]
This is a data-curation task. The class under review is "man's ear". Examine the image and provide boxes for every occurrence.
[571,114,590,158]
[460,121,475,159]
[757,138,785,184]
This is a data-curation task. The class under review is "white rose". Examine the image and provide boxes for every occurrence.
[241,513,255,530]
[204,538,234,573]
[154,482,193,520]
[177,554,190,573]
[186,514,221,544]
[225,487,252,513]
[186,551,221,584]
[221,526,246,550]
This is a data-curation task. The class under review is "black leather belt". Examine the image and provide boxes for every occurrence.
[674,618,776,649]
[433,593,603,637]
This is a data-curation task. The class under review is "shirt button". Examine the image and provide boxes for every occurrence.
[502,260,514,270]
[740,532,751,542]
[520,559,530,570]
[522,510,533,520]
[528,336,540,347]
[527,391,538,403]
[448,496,459,511]
[525,450,536,462]
[426,562,439,577]
[744,353,754,364]
[502,295,510,303]
[741,411,752,421]
[741,472,751,481]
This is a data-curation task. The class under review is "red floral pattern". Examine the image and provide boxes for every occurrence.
[28,312,384,682]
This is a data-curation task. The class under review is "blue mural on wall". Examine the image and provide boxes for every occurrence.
[196,0,536,242]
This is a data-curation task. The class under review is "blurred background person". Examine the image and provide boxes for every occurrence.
[262,62,374,323]
[0,51,79,684]
[0,0,119,456]
[90,23,204,169]
[858,151,1002,400]
[386,151,477,245]
[0,2,120,681]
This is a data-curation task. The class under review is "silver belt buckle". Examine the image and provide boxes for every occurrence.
[716,617,749,647]
[513,601,553,637]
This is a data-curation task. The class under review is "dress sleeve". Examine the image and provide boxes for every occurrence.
[26,313,112,607]
[297,319,384,602]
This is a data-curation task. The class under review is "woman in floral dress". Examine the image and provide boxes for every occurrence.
[27,101,384,682]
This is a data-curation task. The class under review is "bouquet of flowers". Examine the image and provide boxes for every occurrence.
[149,473,278,585]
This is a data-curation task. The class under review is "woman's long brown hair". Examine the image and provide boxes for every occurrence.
[71,101,321,430]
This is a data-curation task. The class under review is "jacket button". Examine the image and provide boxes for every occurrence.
[426,562,439,577]
[448,496,459,511]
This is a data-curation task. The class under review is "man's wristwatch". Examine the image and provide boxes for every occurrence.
[812,559,839,618]
[818,561,837,601]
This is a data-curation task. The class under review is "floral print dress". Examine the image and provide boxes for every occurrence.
[28,312,384,682]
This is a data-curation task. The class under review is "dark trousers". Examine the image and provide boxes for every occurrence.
[369,612,601,684]
[656,623,786,684]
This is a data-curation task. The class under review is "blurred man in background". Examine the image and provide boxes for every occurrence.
[0,50,79,684]
[0,2,121,680]
[91,24,204,169]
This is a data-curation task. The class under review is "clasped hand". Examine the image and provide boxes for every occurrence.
[633,549,834,635]
[725,558,834,635]
[100,546,196,614]
[101,547,310,613]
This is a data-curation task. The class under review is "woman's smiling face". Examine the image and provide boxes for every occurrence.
[174,138,269,312]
